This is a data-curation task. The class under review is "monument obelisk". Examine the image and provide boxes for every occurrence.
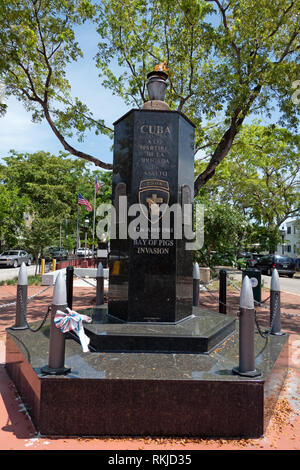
[108,65,195,323]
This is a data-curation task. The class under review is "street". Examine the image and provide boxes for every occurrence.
[0,264,299,296]
[231,269,300,296]
[0,265,37,282]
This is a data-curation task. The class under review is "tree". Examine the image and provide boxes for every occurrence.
[0,150,112,255]
[196,124,300,222]
[0,183,28,251]
[195,123,300,252]
[0,0,299,192]
[96,0,300,193]
[1,150,89,218]
[23,215,59,270]
[194,202,247,267]
[0,0,113,169]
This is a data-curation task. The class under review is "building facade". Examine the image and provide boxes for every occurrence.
[276,219,300,258]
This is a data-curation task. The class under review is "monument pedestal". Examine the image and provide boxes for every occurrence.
[4,78,291,439]
[5,321,289,438]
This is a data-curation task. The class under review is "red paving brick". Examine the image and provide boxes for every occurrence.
[0,284,299,451]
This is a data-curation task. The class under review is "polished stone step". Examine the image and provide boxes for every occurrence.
[80,306,236,353]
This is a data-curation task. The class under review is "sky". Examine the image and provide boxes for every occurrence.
[0,22,128,168]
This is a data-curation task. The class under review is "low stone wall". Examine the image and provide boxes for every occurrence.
[42,267,109,286]
[199,267,210,284]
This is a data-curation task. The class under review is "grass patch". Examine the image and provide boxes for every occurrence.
[0,275,42,286]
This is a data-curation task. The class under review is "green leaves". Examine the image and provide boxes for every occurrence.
[0,0,112,169]
[0,150,112,253]
[195,202,248,267]
[0,0,299,176]
[96,0,299,187]
[195,123,300,253]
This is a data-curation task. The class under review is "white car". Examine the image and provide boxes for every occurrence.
[75,248,93,258]
[0,250,33,268]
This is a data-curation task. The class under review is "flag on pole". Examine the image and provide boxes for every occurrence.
[77,192,92,212]
[95,176,100,194]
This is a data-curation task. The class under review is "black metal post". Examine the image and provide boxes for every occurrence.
[66,265,74,310]
[219,269,227,314]
[193,262,200,307]
[96,262,104,306]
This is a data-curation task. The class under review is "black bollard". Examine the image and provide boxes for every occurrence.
[232,275,261,377]
[219,269,227,314]
[96,262,104,306]
[193,262,200,307]
[41,271,71,375]
[12,263,28,330]
[66,265,74,310]
[270,268,285,336]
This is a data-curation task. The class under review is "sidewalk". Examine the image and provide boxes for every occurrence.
[0,284,299,451]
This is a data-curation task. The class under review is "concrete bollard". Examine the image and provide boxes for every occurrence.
[232,275,261,377]
[193,262,200,307]
[66,265,74,310]
[270,269,285,336]
[96,262,104,306]
[41,271,71,375]
[12,262,28,330]
[219,269,227,314]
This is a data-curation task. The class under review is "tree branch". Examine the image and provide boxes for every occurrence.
[276,26,300,63]
[268,2,295,38]
[194,83,262,194]
[42,105,112,169]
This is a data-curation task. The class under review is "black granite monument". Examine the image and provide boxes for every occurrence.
[108,71,196,323]
[5,69,289,439]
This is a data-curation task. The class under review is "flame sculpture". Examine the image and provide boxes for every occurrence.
[154,61,169,73]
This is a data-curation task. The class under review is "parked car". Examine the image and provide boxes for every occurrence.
[51,248,69,260]
[43,246,68,261]
[255,254,296,278]
[246,253,264,268]
[0,250,33,268]
[75,248,93,258]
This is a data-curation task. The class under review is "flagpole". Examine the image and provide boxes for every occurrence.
[92,181,96,255]
[76,205,79,251]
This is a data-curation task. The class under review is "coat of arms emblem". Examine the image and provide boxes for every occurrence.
[138,179,170,223]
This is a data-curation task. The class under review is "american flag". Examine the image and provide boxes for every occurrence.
[95,176,100,194]
[77,192,92,212]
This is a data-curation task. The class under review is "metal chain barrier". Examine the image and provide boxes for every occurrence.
[25,305,52,333]
[0,284,52,311]
[200,274,296,321]
[0,299,17,309]
[200,275,220,287]
[27,284,52,303]
[74,272,97,288]
[203,287,240,315]
[254,308,273,339]
[18,287,52,333]
[227,276,242,292]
